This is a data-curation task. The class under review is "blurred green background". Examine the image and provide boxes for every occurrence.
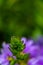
[0,0,43,44]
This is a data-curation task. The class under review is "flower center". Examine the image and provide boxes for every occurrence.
[7,56,13,61]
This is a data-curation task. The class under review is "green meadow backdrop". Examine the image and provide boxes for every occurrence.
[0,0,43,45]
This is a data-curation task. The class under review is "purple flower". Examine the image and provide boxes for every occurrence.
[27,37,43,65]
[28,56,43,65]
[21,37,43,65]
[35,36,43,46]
[0,42,16,65]
[1,42,13,56]
[21,37,27,44]
[0,53,10,65]
[34,37,43,56]
[21,38,39,57]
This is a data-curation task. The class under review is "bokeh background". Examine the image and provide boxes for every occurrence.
[0,0,43,47]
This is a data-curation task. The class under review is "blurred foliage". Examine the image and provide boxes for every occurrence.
[0,0,43,43]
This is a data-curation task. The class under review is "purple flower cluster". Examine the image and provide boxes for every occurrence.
[21,37,43,65]
[0,37,43,65]
[0,42,16,65]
